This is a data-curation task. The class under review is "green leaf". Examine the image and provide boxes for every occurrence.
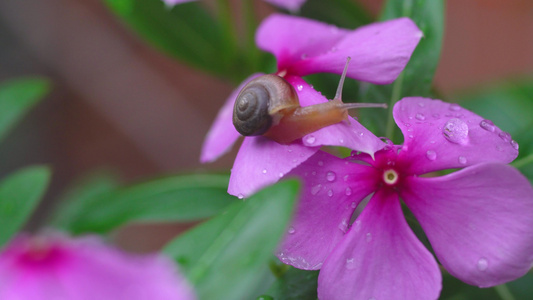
[50,173,237,235]
[264,267,319,300]
[358,0,445,141]
[49,172,120,230]
[163,180,300,300]
[300,0,372,29]
[104,0,240,79]
[0,166,51,246]
[0,77,50,143]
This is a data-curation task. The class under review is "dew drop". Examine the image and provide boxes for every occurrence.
[301,53,308,60]
[477,257,488,271]
[339,138,344,144]
[365,233,372,242]
[344,175,349,182]
[311,184,322,195]
[330,47,337,53]
[498,131,511,142]
[404,122,411,127]
[237,194,244,200]
[345,187,352,196]
[449,103,461,111]
[305,135,316,144]
[327,189,333,197]
[511,140,519,150]
[415,113,426,121]
[418,102,425,108]
[326,171,336,182]
[479,119,495,132]
[408,135,414,139]
[443,118,469,144]
[288,226,295,234]
[279,172,284,178]
[296,84,303,92]
[338,218,348,233]
[432,113,440,119]
[458,156,467,164]
[262,169,267,174]
[345,258,356,270]
[312,171,317,176]
[351,201,357,208]
[426,150,437,161]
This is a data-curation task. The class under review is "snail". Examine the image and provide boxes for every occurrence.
[232,57,387,144]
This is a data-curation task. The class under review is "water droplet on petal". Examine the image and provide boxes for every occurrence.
[365,233,372,242]
[312,171,317,176]
[338,218,348,233]
[237,194,244,199]
[345,187,352,196]
[408,134,414,139]
[477,257,488,271]
[327,189,333,197]
[404,123,411,127]
[426,150,437,161]
[305,135,316,144]
[344,175,349,182]
[288,226,295,234]
[479,119,495,132]
[279,172,284,178]
[458,156,467,164]
[345,258,355,270]
[353,220,361,232]
[351,201,357,208]
[433,113,440,119]
[262,169,267,174]
[301,53,308,60]
[498,131,511,142]
[449,103,461,111]
[511,140,519,150]
[296,85,303,92]
[311,184,321,195]
[415,113,426,121]
[418,102,425,108]
[330,47,337,53]
[318,160,324,166]
[443,118,469,144]
[326,171,336,182]
[339,138,344,144]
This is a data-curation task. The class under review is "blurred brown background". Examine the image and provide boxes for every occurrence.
[0,0,531,251]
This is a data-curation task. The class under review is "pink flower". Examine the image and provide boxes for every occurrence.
[0,234,195,300]
[278,97,533,300]
[202,14,422,197]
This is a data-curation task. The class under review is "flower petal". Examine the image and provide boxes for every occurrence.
[162,0,195,6]
[318,190,441,300]
[285,76,386,155]
[227,136,318,197]
[277,151,377,270]
[0,235,195,300]
[262,0,307,12]
[200,74,263,163]
[394,97,519,174]
[402,163,533,287]
[257,15,422,84]
[256,14,350,73]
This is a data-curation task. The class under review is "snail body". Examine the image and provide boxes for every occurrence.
[232,74,352,144]
[232,57,386,144]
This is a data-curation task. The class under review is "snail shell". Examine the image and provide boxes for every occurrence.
[233,74,299,136]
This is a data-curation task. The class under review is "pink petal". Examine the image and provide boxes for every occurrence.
[394,97,519,174]
[200,74,263,163]
[227,136,318,197]
[285,76,386,155]
[256,14,350,73]
[262,0,307,11]
[0,234,195,300]
[277,151,378,270]
[257,15,422,84]
[318,190,441,300]
[402,163,533,287]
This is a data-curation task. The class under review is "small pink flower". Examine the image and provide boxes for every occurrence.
[202,14,422,197]
[0,234,195,300]
[278,97,533,300]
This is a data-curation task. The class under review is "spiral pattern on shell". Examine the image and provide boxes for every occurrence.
[233,83,273,136]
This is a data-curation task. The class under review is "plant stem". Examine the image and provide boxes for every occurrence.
[494,284,516,300]
[385,72,404,139]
